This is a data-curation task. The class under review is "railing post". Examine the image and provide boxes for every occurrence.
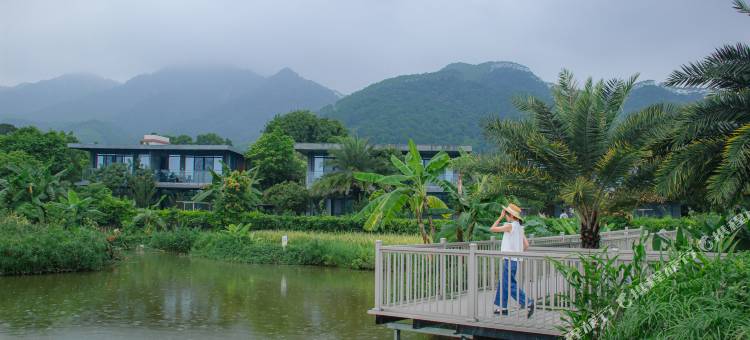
[624,226,629,238]
[374,240,383,310]
[468,243,478,322]
[490,236,496,250]
[440,237,446,299]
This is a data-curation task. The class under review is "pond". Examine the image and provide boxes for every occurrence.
[0,251,426,339]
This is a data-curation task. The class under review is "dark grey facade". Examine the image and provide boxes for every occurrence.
[69,143,245,190]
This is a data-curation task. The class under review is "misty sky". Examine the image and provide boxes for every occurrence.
[1,0,747,94]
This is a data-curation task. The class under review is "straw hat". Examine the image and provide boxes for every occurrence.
[503,203,523,220]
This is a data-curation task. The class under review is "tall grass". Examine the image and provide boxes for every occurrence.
[191,230,421,270]
[0,214,113,275]
[603,252,750,339]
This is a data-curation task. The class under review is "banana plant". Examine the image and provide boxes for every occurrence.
[355,140,450,244]
[1,163,66,222]
[438,175,506,242]
[49,189,102,227]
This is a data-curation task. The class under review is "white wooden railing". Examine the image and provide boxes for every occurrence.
[371,229,681,334]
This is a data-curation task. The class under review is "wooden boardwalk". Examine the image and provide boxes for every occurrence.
[369,235,676,339]
[371,290,565,336]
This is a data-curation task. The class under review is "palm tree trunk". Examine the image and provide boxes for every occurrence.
[580,210,600,249]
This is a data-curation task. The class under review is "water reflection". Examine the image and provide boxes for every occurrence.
[0,252,426,339]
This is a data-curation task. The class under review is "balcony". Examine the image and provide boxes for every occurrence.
[155,170,216,188]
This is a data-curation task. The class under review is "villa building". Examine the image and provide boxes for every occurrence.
[69,135,245,192]
[295,142,471,215]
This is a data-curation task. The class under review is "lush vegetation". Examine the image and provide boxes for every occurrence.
[0,215,113,275]
[162,132,234,146]
[356,140,452,243]
[483,71,678,248]
[191,230,420,270]
[603,252,750,339]
[113,228,420,270]
[152,209,445,234]
[263,110,348,143]
[245,128,306,189]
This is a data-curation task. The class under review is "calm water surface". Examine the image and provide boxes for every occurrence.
[0,251,426,339]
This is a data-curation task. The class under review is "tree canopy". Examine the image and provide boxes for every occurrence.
[483,70,677,248]
[245,129,305,189]
[264,110,348,143]
[655,5,750,208]
[0,126,86,179]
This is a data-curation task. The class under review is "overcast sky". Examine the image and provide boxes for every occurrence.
[1,0,747,94]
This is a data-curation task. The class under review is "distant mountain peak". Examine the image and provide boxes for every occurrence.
[271,67,301,79]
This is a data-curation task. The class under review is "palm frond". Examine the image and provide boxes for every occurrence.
[655,138,724,199]
[733,0,750,15]
[666,43,750,90]
[611,103,679,148]
[706,123,750,204]
[513,95,568,143]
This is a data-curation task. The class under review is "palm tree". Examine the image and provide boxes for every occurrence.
[355,140,450,243]
[311,136,381,201]
[484,70,676,248]
[656,1,750,207]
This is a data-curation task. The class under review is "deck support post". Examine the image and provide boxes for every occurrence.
[375,240,383,311]
[467,243,478,322]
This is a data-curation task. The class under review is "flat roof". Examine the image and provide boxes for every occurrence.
[68,143,245,157]
[294,143,471,155]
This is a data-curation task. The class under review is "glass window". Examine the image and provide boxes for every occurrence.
[185,156,194,173]
[169,155,181,171]
[213,157,222,172]
[95,153,134,169]
[314,156,336,173]
[138,154,151,169]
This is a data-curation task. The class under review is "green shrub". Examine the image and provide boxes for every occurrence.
[0,215,112,275]
[604,252,750,339]
[148,228,199,253]
[262,181,309,215]
[78,183,136,227]
[154,209,441,234]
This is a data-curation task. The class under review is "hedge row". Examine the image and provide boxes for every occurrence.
[155,210,444,234]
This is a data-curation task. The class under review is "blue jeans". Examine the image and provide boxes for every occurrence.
[494,259,531,309]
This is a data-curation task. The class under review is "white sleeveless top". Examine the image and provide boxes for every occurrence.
[500,221,525,253]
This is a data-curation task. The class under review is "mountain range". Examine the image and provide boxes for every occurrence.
[320,61,707,150]
[0,66,340,145]
[1,62,706,149]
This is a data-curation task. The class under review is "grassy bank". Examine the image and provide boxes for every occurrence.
[0,215,113,275]
[192,231,420,270]
[114,228,420,270]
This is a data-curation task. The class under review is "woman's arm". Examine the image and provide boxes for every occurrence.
[523,235,529,251]
[491,223,513,233]
[490,212,512,233]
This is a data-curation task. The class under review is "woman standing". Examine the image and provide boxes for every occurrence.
[490,203,535,318]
